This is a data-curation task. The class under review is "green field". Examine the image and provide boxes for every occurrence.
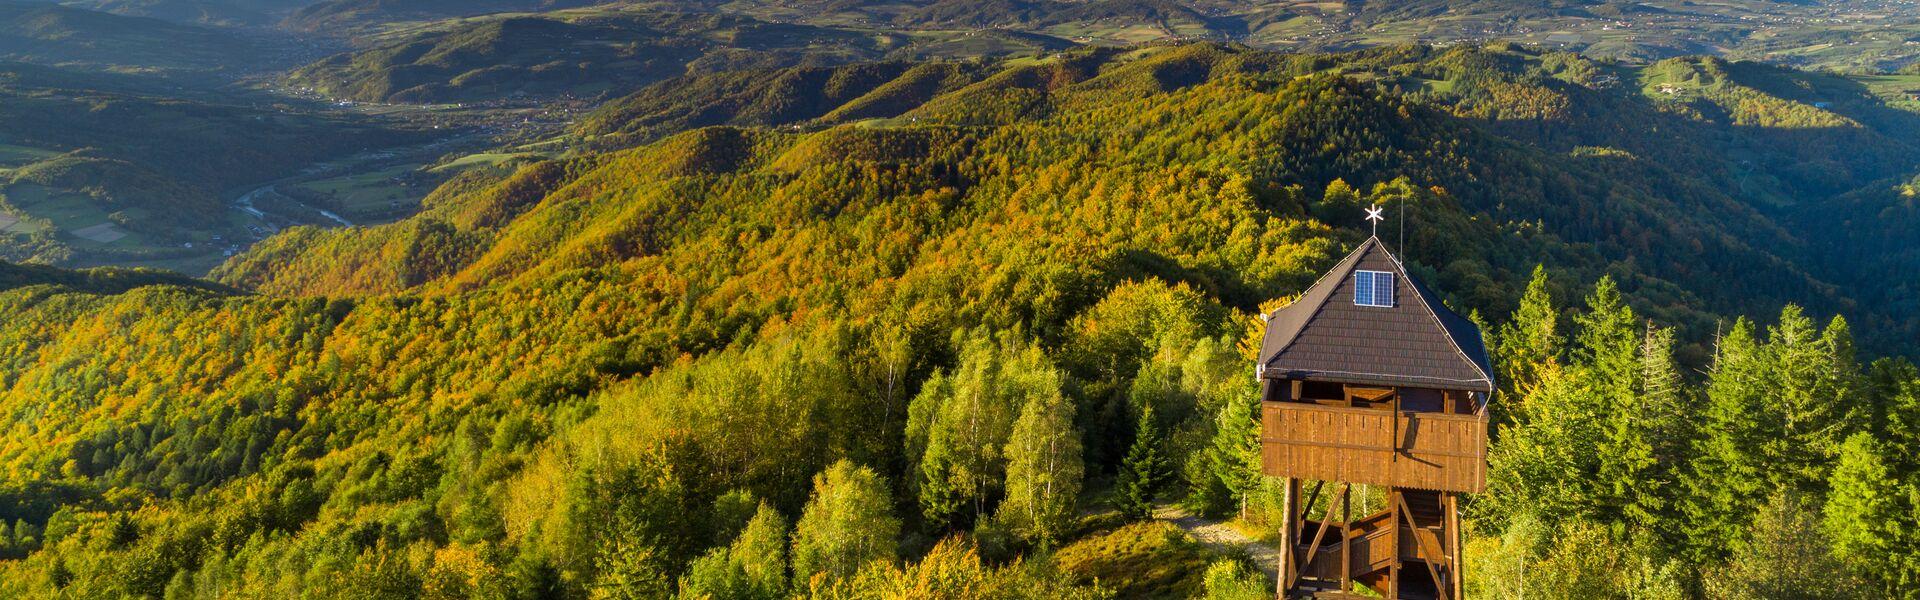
[428,151,539,173]
[286,165,423,219]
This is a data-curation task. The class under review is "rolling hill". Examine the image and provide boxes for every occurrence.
[0,42,1915,598]
[282,6,1073,104]
[256,44,1920,351]
[282,0,605,32]
[65,0,309,27]
[274,0,1920,111]
[0,1,264,72]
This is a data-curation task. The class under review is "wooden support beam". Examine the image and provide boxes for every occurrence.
[1281,478,1298,596]
[1294,480,1326,542]
[1387,489,1399,600]
[1340,486,1352,593]
[1299,483,1350,588]
[1447,493,1463,600]
[1396,493,1450,600]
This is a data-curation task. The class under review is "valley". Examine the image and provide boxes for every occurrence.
[1,2,1920,598]
[6,0,1920,281]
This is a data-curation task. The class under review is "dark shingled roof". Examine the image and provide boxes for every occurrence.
[1257,237,1495,392]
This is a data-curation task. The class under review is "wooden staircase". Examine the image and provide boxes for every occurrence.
[1286,489,1457,600]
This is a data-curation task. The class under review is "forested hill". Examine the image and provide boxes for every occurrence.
[0,42,1918,599]
[279,7,1074,104]
[0,1,261,73]
[237,44,1920,354]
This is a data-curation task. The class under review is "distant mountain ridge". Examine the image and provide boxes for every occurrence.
[282,7,1071,103]
[0,0,255,71]
[229,44,1920,353]
[283,0,605,31]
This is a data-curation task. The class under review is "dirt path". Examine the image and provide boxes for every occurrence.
[1155,504,1283,581]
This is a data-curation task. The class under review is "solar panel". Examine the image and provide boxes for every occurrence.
[1355,270,1393,307]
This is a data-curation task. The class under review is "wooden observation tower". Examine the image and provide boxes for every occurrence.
[1256,236,1493,600]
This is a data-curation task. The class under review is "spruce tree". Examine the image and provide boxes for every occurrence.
[1494,264,1561,409]
[1117,403,1170,521]
[1622,325,1689,547]
[1824,433,1904,592]
[1769,306,1860,491]
[1683,318,1771,560]
[1578,276,1653,531]
[1201,393,1262,519]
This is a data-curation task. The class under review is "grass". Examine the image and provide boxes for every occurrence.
[286,165,424,218]
[429,152,537,173]
[1054,521,1217,599]
[4,184,113,232]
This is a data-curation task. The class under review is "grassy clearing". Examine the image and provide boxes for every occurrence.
[1054,521,1217,599]
[429,152,537,173]
[4,185,114,232]
[287,165,423,218]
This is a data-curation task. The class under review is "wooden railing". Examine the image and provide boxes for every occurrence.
[1260,401,1487,493]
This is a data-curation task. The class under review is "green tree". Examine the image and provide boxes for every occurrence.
[1493,264,1561,411]
[1706,492,1867,600]
[1769,307,1861,490]
[791,460,900,588]
[1116,403,1171,521]
[1823,433,1906,593]
[41,508,77,546]
[1196,391,1261,519]
[1611,324,1689,545]
[1483,365,1602,530]
[1685,318,1772,560]
[908,332,1059,529]
[997,384,1084,545]
[593,534,671,600]
[680,502,789,600]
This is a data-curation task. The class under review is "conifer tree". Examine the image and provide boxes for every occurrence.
[1574,276,1637,398]
[1493,264,1561,409]
[1769,306,1860,491]
[1621,324,1689,547]
[1684,318,1771,560]
[1824,433,1904,592]
[1201,393,1262,519]
[1117,403,1170,521]
[1578,276,1655,531]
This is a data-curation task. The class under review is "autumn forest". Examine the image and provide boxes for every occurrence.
[0,25,1918,600]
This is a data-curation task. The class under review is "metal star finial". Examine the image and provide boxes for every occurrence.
[1364,205,1385,237]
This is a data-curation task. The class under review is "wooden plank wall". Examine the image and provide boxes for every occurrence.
[1261,402,1486,493]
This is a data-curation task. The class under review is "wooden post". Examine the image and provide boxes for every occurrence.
[1447,493,1463,600]
[1387,487,1400,600]
[1397,493,1448,600]
[1340,486,1351,593]
[1300,484,1349,588]
[1281,478,1298,597]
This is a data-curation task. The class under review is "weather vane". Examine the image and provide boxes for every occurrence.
[1365,204,1385,237]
